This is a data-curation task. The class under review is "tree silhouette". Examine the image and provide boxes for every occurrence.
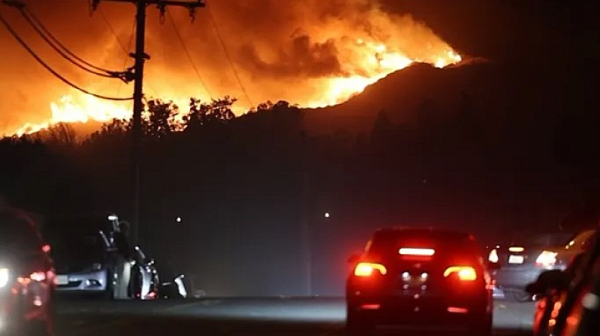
[183,96,237,132]
[145,99,179,139]
[46,123,78,146]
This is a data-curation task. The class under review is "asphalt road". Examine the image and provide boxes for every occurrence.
[55,298,535,336]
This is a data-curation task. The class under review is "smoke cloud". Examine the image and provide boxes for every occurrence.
[0,0,460,135]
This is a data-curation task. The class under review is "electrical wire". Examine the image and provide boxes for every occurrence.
[19,8,119,78]
[117,18,136,97]
[99,10,159,98]
[0,11,133,101]
[22,7,123,76]
[206,4,253,107]
[167,9,212,100]
[98,7,129,54]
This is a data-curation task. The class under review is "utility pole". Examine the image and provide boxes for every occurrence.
[92,0,205,244]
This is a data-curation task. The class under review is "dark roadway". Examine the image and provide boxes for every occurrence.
[55,298,534,336]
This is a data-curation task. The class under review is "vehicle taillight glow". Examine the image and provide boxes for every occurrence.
[30,272,46,282]
[42,244,51,253]
[447,307,469,314]
[354,262,387,277]
[359,304,381,310]
[488,249,499,263]
[444,266,478,281]
[536,250,557,267]
[399,248,435,256]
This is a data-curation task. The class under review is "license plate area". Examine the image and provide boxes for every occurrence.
[55,275,69,286]
[508,255,525,264]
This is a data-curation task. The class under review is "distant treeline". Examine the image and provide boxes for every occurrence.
[1,94,599,296]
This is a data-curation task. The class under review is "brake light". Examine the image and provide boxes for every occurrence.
[488,249,499,263]
[536,251,557,267]
[399,248,435,256]
[42,244,51,253]
[509,246,525,253]
[444,266,477,281]
[30,272,46,282]
[354,262,387,277]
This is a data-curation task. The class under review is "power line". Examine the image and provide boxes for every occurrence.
[98,7,129,54]
[18,8,122,78]
[206,4,253,107]
[0,11,133,101]
[117,17,136,97]
[17,4,125,76]
[98,9,160,98]
[167,9,212,100]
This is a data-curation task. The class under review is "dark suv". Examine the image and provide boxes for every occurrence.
[0,210,55,336]
[346,227,495,335]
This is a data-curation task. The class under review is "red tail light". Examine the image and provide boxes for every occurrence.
[30,271,46,282]
[42,244,51,253]
[17,270,50,285]
[444,266,477,281]
[354,262,387,277]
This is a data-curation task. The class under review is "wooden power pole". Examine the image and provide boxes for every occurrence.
[92,0,205,244]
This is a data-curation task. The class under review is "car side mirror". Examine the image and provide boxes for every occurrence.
[348,254,361,264]
[526,270,569,296]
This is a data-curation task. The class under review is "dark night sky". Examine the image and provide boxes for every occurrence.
[384,0,600,66]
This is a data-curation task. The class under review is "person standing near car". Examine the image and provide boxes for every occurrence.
[114,221,133,299]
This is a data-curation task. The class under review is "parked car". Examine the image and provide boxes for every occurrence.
[44,213,131,299]
[0,208,55,335]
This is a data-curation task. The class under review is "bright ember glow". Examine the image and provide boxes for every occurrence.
[399,248,436,256]
[11,95,132,137]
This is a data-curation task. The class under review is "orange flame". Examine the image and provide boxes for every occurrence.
[5,3,462,137]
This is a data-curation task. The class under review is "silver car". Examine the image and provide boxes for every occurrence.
[46,214,131,299]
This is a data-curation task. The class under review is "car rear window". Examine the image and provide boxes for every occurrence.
[366,229,479,256]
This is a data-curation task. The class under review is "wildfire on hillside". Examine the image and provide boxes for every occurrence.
[2,0,462,136]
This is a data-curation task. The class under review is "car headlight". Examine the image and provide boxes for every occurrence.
[0,268,10,288]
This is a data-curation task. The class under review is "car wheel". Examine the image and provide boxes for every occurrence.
[346,309,374,336]
[133,267,144,300]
